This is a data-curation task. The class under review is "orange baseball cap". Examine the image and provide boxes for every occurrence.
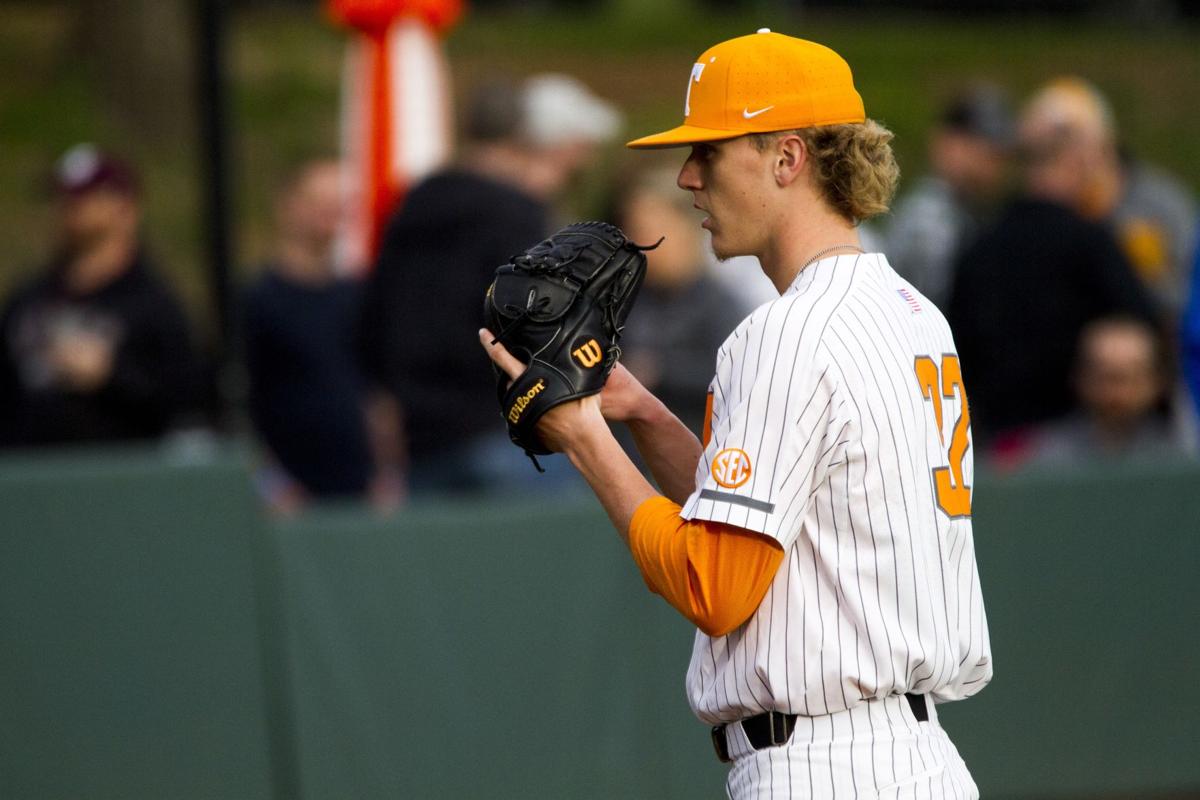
[626,29,866,150]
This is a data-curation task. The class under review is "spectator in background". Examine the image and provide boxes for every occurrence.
[1117,149,1198,312]
[242,159,398,512]
[0,144,201,447]
[613,165,746,437]
[1014,317,1190,469]
[947,86,1159,451]
[885,84,1015,309]
[1183,224,1200,425]
[360,73,620,493]
[1020,78,1197,312]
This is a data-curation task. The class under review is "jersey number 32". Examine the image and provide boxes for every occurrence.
[914,355,972,518]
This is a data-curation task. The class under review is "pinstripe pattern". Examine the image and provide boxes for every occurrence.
[722,695,977,799]
[715,695,979,796]
[680,254,990,798]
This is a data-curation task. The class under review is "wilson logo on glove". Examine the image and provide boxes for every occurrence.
[507,379,546,424]
[572,339,604,368]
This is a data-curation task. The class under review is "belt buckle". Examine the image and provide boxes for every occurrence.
[710,724,732,763]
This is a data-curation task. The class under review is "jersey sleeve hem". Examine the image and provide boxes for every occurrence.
[680,490,782,544]
[695,489,775,514]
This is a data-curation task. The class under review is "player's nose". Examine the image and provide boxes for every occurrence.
[677,151,702,191]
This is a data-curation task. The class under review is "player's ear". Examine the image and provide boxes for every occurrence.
[773,133,808,188]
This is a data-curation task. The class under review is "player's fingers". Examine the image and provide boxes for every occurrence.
[479,328,527,380]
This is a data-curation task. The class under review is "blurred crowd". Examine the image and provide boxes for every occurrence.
[1,71,1197,513]
[879,78,1198,471]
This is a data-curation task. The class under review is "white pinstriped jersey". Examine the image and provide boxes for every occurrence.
[680,252,992,725]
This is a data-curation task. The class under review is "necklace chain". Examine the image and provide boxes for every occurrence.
[801,243,865,270]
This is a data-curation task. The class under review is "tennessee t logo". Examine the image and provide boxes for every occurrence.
[684,62,706,117]
[572,339,603,368]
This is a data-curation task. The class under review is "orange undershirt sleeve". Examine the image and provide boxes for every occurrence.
[627,495,785,637]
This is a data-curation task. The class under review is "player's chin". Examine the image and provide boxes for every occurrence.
[707,223,740,258]
[709,234,736,262]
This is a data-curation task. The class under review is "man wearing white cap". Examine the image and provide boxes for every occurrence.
[484,30,991,798]
[519,74,622,204]
[363,73,621,493]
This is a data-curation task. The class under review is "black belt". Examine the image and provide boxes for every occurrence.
[710,693,929,763]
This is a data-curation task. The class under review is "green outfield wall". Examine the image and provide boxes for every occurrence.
[0,449,282,800]
[1,448,1197,799]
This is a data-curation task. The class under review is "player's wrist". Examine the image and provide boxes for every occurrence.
[561,414,616,467]
[625,393,680,439]
[622,384,669,426]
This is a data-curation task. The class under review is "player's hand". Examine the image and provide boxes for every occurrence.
[479,329,605,453]
[598,362,654,423]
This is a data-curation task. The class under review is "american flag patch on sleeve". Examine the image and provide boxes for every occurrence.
[897,287,922,313]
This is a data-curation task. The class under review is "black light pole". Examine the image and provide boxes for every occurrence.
[195,6,303,798]
[195,0,238,432]
[195,15,302,795]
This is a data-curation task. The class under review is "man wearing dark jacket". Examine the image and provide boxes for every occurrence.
[0,145,200,447]
[948,87,1160,448]
[243,159,382,505]
[359,75,620,492]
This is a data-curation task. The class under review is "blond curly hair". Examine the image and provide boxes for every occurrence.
[750,120,900,224]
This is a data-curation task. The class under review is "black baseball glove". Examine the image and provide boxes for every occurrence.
[483,221,653,468]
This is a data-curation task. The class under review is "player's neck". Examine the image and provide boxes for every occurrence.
[758,209,862,294]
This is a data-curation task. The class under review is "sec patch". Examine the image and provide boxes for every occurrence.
[712,448,752,489]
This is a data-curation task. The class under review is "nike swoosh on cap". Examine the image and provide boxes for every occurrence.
[743,105,775,119]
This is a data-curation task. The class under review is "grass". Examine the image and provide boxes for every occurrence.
[0,1,1197,330]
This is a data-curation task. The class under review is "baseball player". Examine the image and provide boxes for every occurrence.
[481,30,991,798]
